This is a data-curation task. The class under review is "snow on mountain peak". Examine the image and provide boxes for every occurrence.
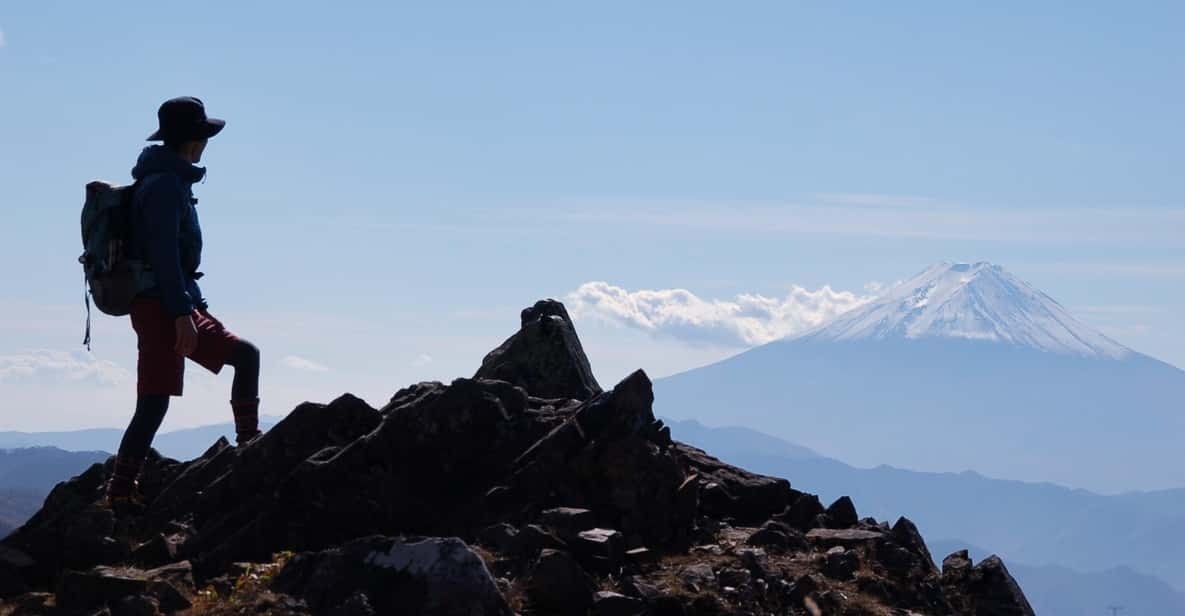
[795,261,1133,359]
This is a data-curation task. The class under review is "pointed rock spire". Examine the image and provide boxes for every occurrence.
[475,299,603,400]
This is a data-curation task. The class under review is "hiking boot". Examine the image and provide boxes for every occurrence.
[232,398,262,446]
[104,454,145,509]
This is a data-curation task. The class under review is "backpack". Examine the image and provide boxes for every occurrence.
[79,180,142,349]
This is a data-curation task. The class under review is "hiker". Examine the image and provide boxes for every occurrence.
[106,97,262,505]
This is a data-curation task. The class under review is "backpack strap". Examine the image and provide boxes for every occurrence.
[82,268,92,351]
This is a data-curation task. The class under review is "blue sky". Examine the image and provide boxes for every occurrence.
[0,2,1182,440]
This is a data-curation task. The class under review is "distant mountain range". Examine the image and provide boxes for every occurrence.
[655,261,1185,493]
[0,447,109,538]
[0,417,282,462]
[665,417,1185,613]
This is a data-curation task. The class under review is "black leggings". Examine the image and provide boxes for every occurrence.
[117,338,260,461]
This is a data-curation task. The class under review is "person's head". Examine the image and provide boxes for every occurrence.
[164,137,208,163]
[147,97,224,163]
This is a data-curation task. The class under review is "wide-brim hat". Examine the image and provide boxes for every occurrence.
[147,96,225,142]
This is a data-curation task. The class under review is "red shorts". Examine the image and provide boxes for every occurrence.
[130,298,239,397]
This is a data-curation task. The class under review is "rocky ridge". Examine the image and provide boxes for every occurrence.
[0,300,1034,615]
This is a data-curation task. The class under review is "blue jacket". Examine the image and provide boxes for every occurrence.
[129,145,207,318]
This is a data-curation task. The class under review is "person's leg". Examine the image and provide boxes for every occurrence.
[188,310,263,446]
[109,394,169,500]
[225,338,262,445]
[111,298,184,504]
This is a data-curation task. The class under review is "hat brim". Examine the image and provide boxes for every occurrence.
[146,117,226,141]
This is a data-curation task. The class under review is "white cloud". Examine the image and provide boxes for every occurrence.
[412,354,433,367]
[0,27,6,48]
[280,355,329,372]
[568,282,872,347]
[0,350,129,386]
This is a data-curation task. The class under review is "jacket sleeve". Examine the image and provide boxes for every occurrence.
[140,176,195,318]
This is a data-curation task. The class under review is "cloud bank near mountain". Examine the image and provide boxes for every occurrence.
[568,281,872,347]
[0,350,129,386]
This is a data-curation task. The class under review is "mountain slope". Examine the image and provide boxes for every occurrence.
[655,262,1185,492]
[801,261,1131,358]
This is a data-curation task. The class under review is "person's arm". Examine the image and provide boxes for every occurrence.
[141,176,196,318]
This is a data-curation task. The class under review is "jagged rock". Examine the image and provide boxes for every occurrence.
[942,553,1035,616]
[54,562,192,614]
[624,546,657,565]
[592,591,645,616]
[477,523,519,554]
[877,517,938,580]
[475,299,602,400]
[272,535,511,616]
[573,528,625,573]
[776,493,825,531]
[746,520,806,551]
[517,524,567,556]
[717,567,751,588]
[806,528,885,548]
[0,592,54,616]
[672,444,793,524]
[823,547,859,580]
[737,548,773,581]
[526,549,595,612]
[825,496,858,528]
[541,507,596,539]
[111,594,160,616]
[130,533,186,569]
[619,575,662,601]
[508,371,694,548]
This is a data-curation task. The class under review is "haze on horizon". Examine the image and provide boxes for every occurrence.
[0,2,1181,491]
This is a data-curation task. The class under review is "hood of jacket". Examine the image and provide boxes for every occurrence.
[131,145,207,184]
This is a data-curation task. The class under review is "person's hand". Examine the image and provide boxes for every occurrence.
[174,315,198,357]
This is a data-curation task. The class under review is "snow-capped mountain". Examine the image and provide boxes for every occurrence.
[654,261,1185,493]
[797,262,1131,359]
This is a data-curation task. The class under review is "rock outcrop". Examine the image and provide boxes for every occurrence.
[0,300,1034,615]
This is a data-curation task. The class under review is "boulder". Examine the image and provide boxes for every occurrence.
[671,444,793,524]
[54,562,192,614]
[541,507,597,540]
[526,549,595,612]
[877,517,938,579]
[508,371,694,547]
[592,591,645,616]
[573,528,625,573]
[825,496,858,529]
[746,520,806,551]
[823,547,859,580]
[477,523,519,554]
[475,299,602,400]
[806,528,885,548]
[776,493,825,531]
[942,553,1035,616]
[272,535,512,616]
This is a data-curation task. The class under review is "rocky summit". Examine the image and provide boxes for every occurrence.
[0,299,1035,616]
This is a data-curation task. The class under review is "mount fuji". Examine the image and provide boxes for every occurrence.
[654,262,1185,493]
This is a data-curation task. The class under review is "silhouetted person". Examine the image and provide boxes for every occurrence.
[106,97,262,506]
